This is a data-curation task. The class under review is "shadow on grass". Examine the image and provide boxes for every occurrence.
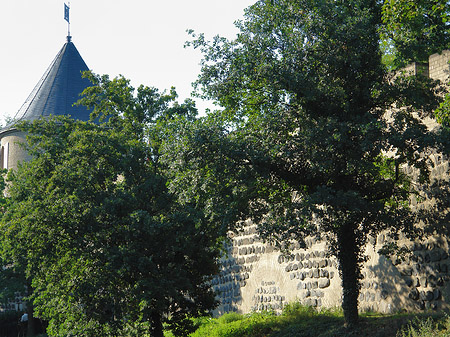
[189,305,450,337]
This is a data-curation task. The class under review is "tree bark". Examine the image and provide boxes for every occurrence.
[337,223,360,328]
[26,303,36,337]
[150,311,164,337]
[26,283,36,337]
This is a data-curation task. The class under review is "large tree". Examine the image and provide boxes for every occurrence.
[0,74,223,337]
[165,0,449,327]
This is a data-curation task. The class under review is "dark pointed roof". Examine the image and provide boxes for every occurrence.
[9,36,93,127]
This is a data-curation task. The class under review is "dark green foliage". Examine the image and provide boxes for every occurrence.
[381,0,450,68]
[0,74,223,337]
[171,0,449,328]
[0,310,23,337]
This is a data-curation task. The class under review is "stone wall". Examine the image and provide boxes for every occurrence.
[213,224,450,315]
[429,50,450,82]
[212,51,450,316]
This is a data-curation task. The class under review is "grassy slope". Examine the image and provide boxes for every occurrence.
[175,303,450,337]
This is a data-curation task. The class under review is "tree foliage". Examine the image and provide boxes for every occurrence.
[169,0,449,327]
[0,74,223,337]
[381,0,450,68]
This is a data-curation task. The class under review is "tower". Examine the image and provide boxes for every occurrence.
[0,35,93,171]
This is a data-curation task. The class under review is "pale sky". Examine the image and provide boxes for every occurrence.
[0,1,256,123]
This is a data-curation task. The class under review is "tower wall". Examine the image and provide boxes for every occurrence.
[0,130,31,171]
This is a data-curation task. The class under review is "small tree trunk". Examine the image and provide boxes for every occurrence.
[26,283,36,337]
[26,303,36,337]
[150,311,164,337]
[337,223,361,328]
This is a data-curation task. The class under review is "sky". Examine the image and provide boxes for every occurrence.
[0,0,256,123]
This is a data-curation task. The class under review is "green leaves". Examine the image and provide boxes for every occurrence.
[180,0,449,327]
[381,0,450,67]
[0,76,221,336]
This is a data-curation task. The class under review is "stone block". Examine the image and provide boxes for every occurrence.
[409,289,419,301]
[319,279,330,289]
[420,291,434,301]
[428,275,437,288]
[433,289,441,301]
[306,298,318,307]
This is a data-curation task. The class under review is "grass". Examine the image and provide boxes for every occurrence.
[173,303,450,337]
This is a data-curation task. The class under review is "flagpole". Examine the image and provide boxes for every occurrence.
[68,2,71,38]
[64,2,71,42]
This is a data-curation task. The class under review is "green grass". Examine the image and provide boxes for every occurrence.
[396,315,450,337]
[175,303,450,337]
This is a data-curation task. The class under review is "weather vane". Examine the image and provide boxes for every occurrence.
[64,2,71,42]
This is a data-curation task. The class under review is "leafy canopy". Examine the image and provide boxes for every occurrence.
[172,0,449,327]
[0,74,223,337]
[381,0,450,68]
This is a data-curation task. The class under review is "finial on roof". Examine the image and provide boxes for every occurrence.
[64,3,71,41]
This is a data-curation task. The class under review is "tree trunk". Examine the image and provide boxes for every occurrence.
[26,303,36,337]
[150,311,164,337]
[26,283,36,337]
[337,223,360,328]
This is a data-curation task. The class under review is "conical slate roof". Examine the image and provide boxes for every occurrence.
[11,36,93,126]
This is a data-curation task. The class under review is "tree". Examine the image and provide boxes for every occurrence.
[0,74,223,337]
[166,0,448,327]
[381,0,450,68]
